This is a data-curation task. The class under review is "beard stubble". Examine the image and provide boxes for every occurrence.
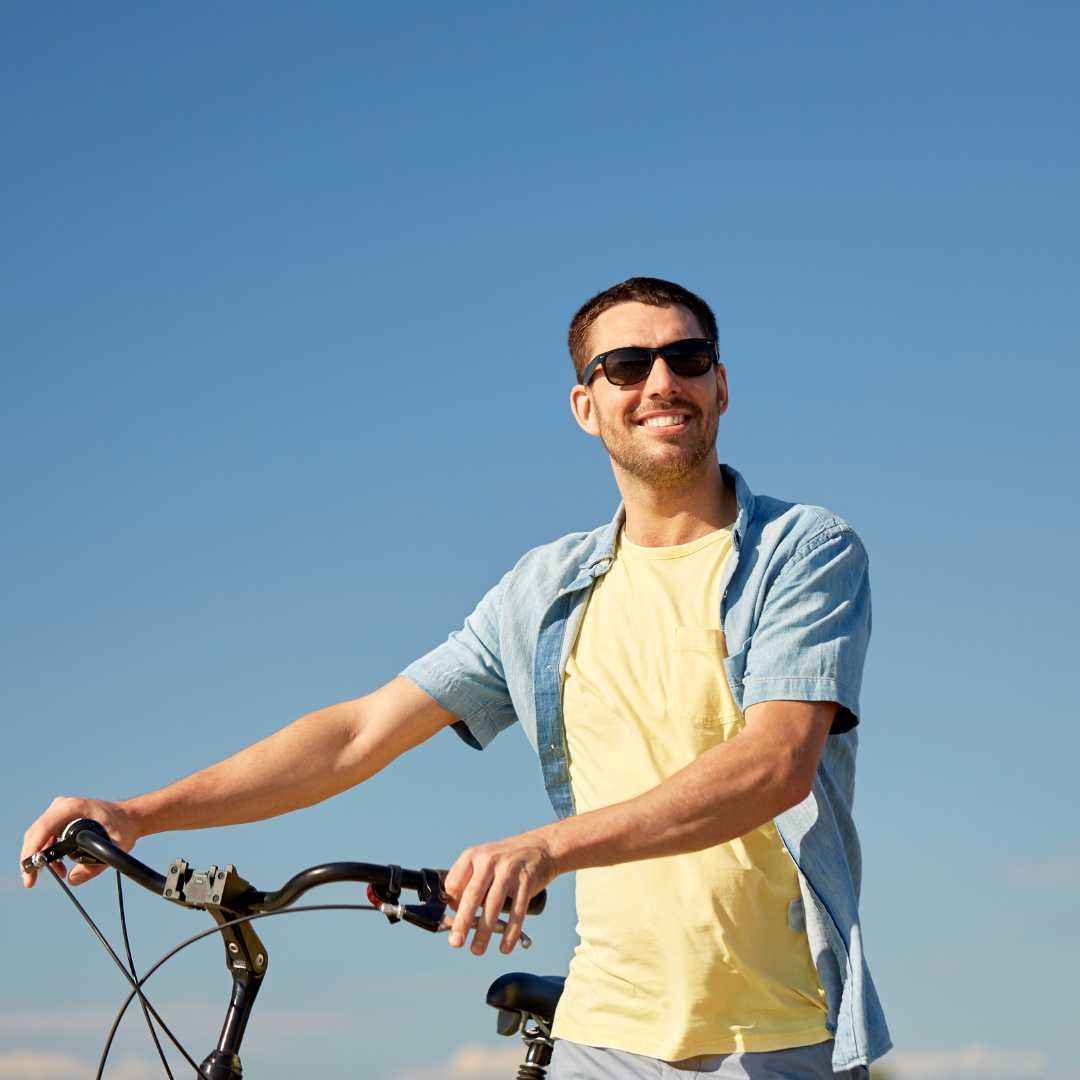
[595,401,720,485]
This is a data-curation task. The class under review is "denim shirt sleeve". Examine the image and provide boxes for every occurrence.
[741,524,871,731]
[400,570,519,750]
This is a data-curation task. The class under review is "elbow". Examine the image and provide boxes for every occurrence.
[779,773,814,812]
[770,751,816,813]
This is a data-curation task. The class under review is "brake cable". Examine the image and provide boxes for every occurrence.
[116,871,174,1079]
[38,863,379,1079]
[94,903,380,1080]
[42,864,202,1076]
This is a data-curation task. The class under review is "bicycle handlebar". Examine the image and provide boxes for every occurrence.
[70,828,169,895]
[25,818,550,1080]
[24,819,548,917]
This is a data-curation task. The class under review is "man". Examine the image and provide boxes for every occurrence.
[21,278,890,1077]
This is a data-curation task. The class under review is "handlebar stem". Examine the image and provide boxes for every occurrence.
[204,906,267,1078]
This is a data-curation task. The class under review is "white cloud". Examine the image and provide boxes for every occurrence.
[888,1043,1046,1078]
[0,1052,85,1078]
[0,1052,153,1079]
[392,1042,526,1080]
[1005,854,1080,889]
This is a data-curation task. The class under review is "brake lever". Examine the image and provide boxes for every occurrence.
[370,899,532,949]
[21,819,109,873]
[436,913,533,950]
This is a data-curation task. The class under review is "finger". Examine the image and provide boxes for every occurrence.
[449,861,491,949]
[500,872,531,954]
[18,846,33,888]
[20,851,38,889]
[20,830,59,889]
[68,862,106,887]
[472,870,514,956]
[442,850,474,912]
[449,877,483,947]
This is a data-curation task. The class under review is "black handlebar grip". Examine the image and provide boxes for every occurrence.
[433,870,547,915]
[21,818,112,874]
[60,818,110,864]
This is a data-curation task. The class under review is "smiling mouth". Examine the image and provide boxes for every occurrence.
[640,415,689,428]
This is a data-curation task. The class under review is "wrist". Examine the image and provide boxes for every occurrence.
[118,795,156,842]
[536,818,575,877]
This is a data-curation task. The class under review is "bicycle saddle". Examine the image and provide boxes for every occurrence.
[486,972,565,1028]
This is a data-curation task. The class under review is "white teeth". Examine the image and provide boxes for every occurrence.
[642,415,687,428]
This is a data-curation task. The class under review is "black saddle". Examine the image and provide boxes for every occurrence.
[486,972,566,1033]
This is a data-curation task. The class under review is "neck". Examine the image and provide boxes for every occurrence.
[614,456,737,547]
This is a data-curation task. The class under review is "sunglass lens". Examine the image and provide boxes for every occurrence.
[603,348,653,385]
[662,340,715,376]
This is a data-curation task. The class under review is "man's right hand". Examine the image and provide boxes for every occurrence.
[20,796,139,889]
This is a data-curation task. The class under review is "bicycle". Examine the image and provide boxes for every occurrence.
[22,818,565,1080]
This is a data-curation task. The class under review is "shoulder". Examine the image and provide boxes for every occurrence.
[749,493,868,574]
[497,522,613,602]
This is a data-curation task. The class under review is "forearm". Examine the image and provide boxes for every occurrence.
[442,714,821,955]
[124,677,452,839]
[540,723,812,874]
[122,700,367,837]
[21,677,454,888]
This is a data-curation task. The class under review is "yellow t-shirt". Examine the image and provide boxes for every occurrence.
[552,526,830,1060]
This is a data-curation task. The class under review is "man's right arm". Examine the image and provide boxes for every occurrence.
[20,676,456,888]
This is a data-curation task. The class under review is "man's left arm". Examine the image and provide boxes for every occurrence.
[444,523,870,954]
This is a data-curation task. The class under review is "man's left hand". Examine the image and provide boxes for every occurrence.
[443,830,558,955]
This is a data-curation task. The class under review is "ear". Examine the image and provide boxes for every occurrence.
[569,383,601,436]
[715,362,729,417]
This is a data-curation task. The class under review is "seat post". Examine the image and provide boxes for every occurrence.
[515,1021,555,1079]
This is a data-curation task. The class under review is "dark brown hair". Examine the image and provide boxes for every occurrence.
[567,276,718,381]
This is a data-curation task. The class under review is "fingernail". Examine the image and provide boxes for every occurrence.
[471,943,484,955]
[449,933,462,947]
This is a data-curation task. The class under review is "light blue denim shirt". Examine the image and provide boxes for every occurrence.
[402,464,891,1070]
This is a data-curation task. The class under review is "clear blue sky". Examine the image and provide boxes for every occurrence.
[3,5,1078,1079]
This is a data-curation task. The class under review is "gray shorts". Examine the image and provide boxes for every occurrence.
[549,1037,869,1079]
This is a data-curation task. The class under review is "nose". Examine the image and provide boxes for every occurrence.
[641,356,680,397]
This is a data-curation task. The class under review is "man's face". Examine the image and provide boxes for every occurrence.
[570,301,728,486]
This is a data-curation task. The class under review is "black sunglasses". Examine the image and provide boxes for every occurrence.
[580,338,718,386]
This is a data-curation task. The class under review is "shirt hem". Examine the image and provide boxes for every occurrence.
[550,1021,833,1061]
